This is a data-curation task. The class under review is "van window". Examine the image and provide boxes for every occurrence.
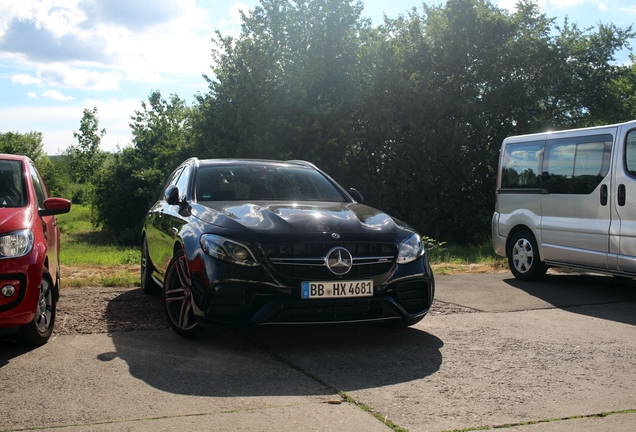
[626,130,636,176]
[500,141,543,188]
[542,134,612,194]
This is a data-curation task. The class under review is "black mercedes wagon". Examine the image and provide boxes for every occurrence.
[141,158,435,338]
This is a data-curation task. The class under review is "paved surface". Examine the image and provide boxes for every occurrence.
[1,270,635,432]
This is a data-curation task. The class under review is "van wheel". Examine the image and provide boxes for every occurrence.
[508,231,547,281]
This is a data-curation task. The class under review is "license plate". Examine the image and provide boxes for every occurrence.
[301,280,374,299]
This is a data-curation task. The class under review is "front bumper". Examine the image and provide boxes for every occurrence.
[189,255,435,326]
[0,252,43,328]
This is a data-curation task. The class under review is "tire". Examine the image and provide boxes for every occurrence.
[16,270,56,346]
[141,237,161,295]
[508,230,547,281]
[163,250,222,339]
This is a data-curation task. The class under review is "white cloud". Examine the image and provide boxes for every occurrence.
[11,74,42,85]
[0,98,140,154]
[229,2,250,25]
[42,90,74,101]
[37,64,122,90]
[548,0,585,9]
[0,0,214,83]
[27,92,37,98]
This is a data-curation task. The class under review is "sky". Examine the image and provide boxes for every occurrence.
[0,0,634,156]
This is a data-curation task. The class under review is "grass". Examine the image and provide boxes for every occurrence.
[57,205,141,287]
[56,205,506,288]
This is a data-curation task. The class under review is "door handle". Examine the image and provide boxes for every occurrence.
[618,184,626,206]
[600,185,608,206]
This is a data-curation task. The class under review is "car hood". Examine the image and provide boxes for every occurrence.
[189,201,410,237]
[0,207,32,234]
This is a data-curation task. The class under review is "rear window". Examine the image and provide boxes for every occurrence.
[195,165,346,202]
[500,141,543,189]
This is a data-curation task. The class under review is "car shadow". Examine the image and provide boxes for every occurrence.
[504,271,636,326]
[0,340,36,368]
[103,290,443,397]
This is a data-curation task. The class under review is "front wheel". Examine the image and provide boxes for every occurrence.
[508,230,547,281]
[16,270,56,346]
[163,250,222,339]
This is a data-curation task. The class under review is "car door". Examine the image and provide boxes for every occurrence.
[539,132,614,269]
[611,123,636,272]
[28,163,60,273]
[146,163,191,280]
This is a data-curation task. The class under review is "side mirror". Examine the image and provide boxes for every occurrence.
[348,188,364,203]
[165,185,181,205]
[39,197,71,217]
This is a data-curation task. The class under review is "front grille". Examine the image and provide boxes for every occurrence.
[265,242,396,280]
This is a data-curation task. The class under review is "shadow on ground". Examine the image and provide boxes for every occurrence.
[104,318,443,397]
[505,272,636,325]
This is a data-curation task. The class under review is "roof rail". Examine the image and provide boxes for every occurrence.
[286,159,317,169]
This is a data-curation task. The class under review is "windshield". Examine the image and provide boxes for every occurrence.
[0,160,26,208]
[196,164,346,202]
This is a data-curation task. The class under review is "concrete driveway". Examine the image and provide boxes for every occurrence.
[1,270,635,431]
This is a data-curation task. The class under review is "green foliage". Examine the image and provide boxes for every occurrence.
[0,131,69,197]
[0,131,45,161]
[67,107,107,185]
[88,91,198,243]
[92,147,165,243]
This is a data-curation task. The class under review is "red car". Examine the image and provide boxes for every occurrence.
[0,154,71,345]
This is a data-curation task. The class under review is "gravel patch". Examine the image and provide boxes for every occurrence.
[54,286,477,335]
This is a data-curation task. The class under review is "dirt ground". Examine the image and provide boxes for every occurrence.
[53,285,478,335]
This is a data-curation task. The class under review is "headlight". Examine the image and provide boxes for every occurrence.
[397,233,424,264]
[200,234,259,266]
[0,229,34,258]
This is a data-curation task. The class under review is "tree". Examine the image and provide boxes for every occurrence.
[0,131,45,161]
[68,107,106,185]
[0,131,67,197]
[90,91,195,242]
[203,0,372,177]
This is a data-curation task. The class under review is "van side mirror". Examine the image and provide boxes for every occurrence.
[349,188,364,203]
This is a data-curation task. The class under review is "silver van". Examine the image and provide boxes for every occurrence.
[492,119,636,280]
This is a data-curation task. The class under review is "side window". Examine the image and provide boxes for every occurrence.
[542,134,612,194]
[161,166,185,201]
[29,163,48,209]
[500,141,543,189]
[175,165,190,200]
[626,130,636,176]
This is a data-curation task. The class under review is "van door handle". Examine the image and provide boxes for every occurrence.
[618,184,626,206]
[600,185,608,206]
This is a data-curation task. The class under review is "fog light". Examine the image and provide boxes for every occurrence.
[1,284,16,297]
